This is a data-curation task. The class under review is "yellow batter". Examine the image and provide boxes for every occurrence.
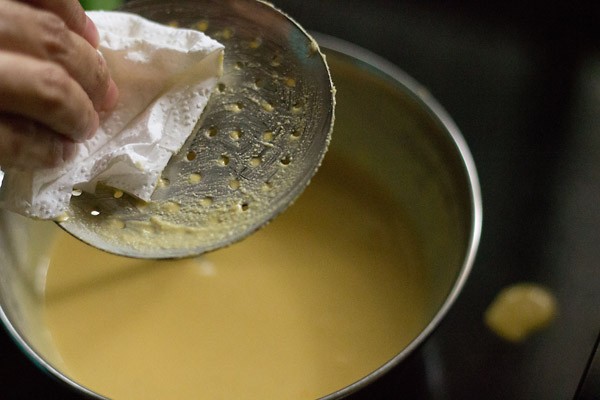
[42,156,428,400]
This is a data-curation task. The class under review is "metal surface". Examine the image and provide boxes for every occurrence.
[60,0,334,259]
[0,35,480,399]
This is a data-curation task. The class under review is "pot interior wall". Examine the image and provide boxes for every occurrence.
[0,212,64,368]
[324,48,474,316]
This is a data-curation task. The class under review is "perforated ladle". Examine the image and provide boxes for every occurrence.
[59,0,334,259]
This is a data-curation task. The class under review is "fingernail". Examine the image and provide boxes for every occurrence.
[101,78,119,111]
[84,16,100,48]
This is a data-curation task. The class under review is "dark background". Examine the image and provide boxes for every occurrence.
[2,1,599,398]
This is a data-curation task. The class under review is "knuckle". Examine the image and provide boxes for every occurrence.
[37,12,72,60]
[37,11,69,37]
[33,63,95,140]
[34,63,72,111]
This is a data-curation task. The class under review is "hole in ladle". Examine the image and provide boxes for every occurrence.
[229,179,240,190]
[291,101,303,114]
[195,20,209,32]
[229,130,242,141]
[186,151,197,161]
[200,197,213,207]
[261,100,274,112]
[263,131,274,141]
[271,53,282,67]
[219,155,230,166]
[188,173,202,184]
[158,178,170,188]
[250,157,261,167]
[206,126,218,137]
[285,77,296,87]
[248,37,262,49]
[254,78,265,88]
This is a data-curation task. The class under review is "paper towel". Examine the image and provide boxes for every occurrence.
[0,11,224,219]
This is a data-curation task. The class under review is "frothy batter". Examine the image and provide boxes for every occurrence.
[43,156,428,400]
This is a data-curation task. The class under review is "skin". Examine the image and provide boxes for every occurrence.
[0,0,118,170]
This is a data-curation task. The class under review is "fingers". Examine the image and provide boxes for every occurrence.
[15,0,98,47]
[0,1,117,112]
[0,115,76,170]
[0,52,99,143]
[0,0,119,171]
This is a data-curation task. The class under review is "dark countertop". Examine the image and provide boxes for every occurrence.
[1,1,599,399]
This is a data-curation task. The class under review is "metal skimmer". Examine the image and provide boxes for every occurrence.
[59,0,334,258]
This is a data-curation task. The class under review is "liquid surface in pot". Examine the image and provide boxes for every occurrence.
[42,155,428,400]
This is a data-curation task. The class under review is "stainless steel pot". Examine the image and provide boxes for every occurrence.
[0,28,481,400]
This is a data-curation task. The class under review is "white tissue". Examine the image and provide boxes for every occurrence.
[0,11,224,219]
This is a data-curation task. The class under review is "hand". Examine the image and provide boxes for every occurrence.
[0,0,118,170]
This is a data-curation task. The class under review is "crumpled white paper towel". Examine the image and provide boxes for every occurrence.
[0,11,224,219]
